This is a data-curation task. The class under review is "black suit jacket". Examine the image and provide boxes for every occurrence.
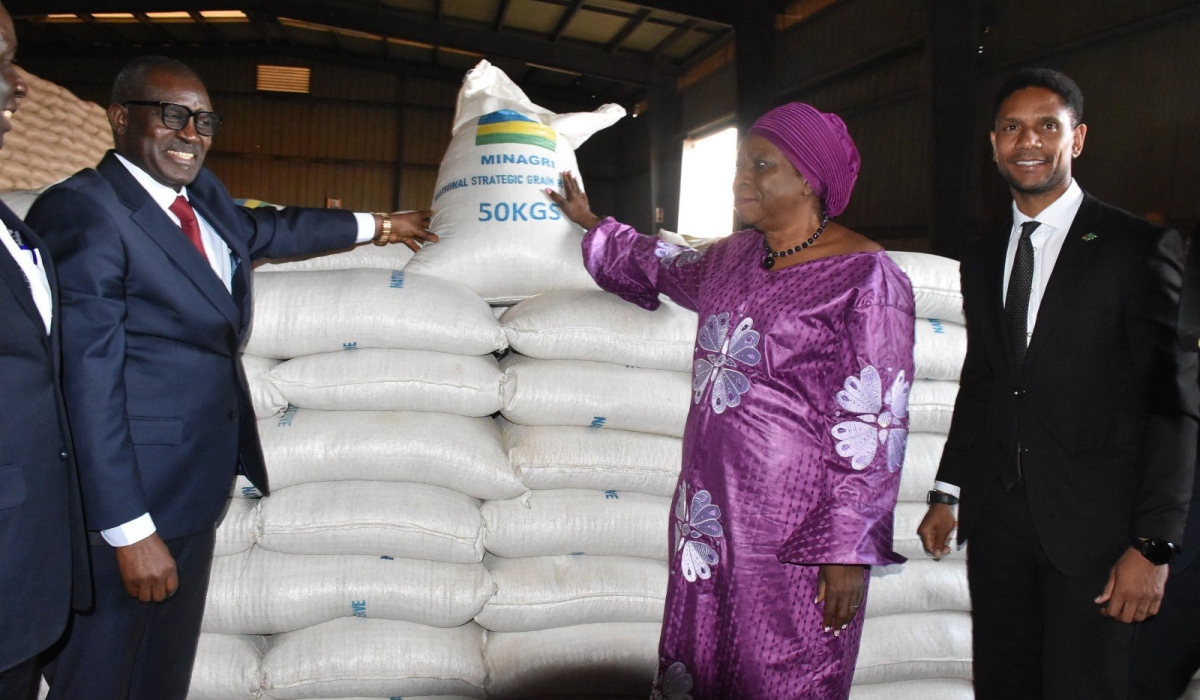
[1171,222,1200,573]
[0,201,90,673]
[937,193,1200,576]
[26,152,358,540]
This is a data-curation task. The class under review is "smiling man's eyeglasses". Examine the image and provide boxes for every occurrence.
[122,101,223,137]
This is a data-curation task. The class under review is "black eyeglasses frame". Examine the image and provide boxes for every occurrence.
[122,100,223,137]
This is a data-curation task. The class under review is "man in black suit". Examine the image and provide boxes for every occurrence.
[29,56,434,700]
[0,4,91,699]
[1131,221,1200,699]
[917,68,1198,699]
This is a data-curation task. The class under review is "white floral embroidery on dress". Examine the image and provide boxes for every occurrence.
[654,239,703,267]
[692,311,762,413]
[674,483,724,582]
[830,366,910,471]
[652,660,695,700]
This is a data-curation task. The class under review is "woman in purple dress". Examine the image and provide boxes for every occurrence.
[548,103,914,699]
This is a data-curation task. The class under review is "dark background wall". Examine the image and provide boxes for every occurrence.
[19,0,1200,256]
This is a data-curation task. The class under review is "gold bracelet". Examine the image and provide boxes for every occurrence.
[373,213,392,246]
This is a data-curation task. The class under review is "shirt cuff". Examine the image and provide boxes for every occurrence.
[933,480,961,499]
[353,212,377,244]
[101,513,157,546]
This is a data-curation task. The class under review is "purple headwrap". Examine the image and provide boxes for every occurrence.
[747,102,861,217]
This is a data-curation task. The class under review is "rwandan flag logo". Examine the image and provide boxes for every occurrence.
[476,110,557,152]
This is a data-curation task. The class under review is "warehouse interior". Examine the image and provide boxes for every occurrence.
[8,0,1199,256]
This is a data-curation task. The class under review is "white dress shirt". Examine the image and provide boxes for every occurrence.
[103,156,378,547]
[934,180,1086,500]
[1,223,52,334]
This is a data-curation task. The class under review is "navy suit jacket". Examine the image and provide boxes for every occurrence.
[0,200,90,672]
[27,151,358,540]
[937,194,1200,576]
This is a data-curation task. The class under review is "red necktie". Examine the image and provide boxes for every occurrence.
[169,195,207,259]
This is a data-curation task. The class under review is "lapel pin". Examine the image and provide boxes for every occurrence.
[1082,232,1097,241]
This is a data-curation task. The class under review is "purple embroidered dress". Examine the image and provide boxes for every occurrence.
[582,219,914,699]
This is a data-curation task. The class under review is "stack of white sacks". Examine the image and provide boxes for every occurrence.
[194,266,516,700]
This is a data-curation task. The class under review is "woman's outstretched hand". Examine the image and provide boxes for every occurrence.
[545,171,602,231]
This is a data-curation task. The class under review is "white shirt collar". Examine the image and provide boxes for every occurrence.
[114,152,191,210]
[1011,178,1084,233]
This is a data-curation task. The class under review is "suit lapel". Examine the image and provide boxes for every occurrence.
[976,220,1017,378]
[98,155,240,332]
[0,203,50,349]
[1021,194,1104,370]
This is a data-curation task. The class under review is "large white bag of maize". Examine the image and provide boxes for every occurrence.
[186,633,266,700]
[268,349,503,416]
[258,482,484,563]
[261,618,487,700]
[1187,678,1200,700]
[256,239,414,273]
[241,353,286,419]
[477,554,667,632]
[202,548,492,634]
[244,269,505,359]
[500,290,697,371]
[482,489,670,560]
[853,612,972,684]
[258,409,523,500]
[484,622,659,699]
[908,379,958,434]
[913,317,967,381]
[865,560,970,617]
[406,60,624,304]
[213,497,259,557]
[500,355,689,438]
[884,252,963,324]
[895,432,947,502]
[891,502,964,561]
[500,419,681,496]
[848,679,974,699]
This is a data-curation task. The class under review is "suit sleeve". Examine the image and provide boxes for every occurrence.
[1125,227,1199,543]
[27,188,151,531]
[936,249,995,489]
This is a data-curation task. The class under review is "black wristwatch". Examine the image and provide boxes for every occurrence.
[926,490,959,506]
[1130,538,1178,566]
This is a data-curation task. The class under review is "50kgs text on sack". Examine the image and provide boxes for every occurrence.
[478,202,563,222]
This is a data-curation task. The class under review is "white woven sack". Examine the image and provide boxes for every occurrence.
[500,290,697,371]
[244,269,505,359]
[866,560,970,617]
[241,353,286,419]
[1185,678,1200,700]
[261,618,487,700]
[896,432,947,503]
[186,633,266,700]
[482,489,670,560]
[848,679,974,699]
[892,501,965,561]
[885,252,963,324]
[853,611,972,684]
[258,409,523,500]
[500,355,690,438]
[268,349,503,416]
[485,622,660,699]
[214,497,259,557]
[477,554,667,632]
[256,240,414,273]
[406,60,624,304]
[501,419,681,497]
[908,379,958,434]
[202,548,492,634]
[913,317,967,381]
[258,482,484,563]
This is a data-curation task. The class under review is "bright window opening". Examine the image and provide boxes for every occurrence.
[677,125,737,239]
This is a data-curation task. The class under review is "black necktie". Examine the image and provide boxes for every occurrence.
[1004,220,1040,366]
[1001,220,1040,490]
